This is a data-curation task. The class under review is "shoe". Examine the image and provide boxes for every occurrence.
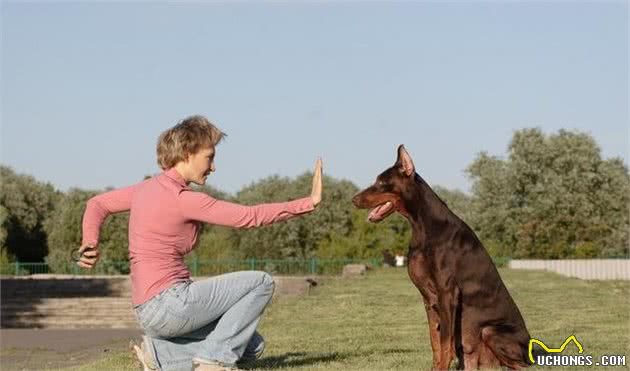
[130,339,158,371]
[239,332,265,363]
[142,335,159,369]
[192,358,240,371]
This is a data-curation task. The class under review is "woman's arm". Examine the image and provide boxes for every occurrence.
[179,158,323,228]
[78,183,142,268]
[178,193,314,228]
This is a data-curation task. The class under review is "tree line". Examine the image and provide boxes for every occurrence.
[1,128,628,273]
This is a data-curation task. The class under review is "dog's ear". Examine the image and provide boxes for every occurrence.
[396,144,415,177]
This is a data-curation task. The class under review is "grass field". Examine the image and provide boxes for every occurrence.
[63,268,629,371]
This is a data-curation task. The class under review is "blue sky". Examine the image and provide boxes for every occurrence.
[2,1,627,195]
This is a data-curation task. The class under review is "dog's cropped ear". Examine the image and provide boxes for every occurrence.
[396,144,415,177]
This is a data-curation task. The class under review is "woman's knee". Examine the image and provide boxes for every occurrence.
[254,271,274,297]
[260,272,274,290]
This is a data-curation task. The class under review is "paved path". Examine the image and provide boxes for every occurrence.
[0,328,142,370]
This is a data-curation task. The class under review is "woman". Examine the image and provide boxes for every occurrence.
[76,115,323,371]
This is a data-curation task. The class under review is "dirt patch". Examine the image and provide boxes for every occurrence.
[0,329,141,370]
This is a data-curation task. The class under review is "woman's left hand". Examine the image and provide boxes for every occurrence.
[75,245,100,269]
[311,158,323,207]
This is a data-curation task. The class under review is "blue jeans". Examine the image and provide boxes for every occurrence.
[134,271,274,371]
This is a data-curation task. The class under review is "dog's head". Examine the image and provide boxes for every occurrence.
[352,144,416,222]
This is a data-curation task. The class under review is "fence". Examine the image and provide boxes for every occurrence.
[0,256,515,277]
[509,259,630,280]
[0,258,382,277]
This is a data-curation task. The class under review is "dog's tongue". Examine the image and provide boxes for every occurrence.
[368,201,393,222]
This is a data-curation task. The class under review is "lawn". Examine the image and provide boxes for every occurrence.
[63,268,630,371]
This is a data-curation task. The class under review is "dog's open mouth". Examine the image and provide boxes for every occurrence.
[368,201,395,223]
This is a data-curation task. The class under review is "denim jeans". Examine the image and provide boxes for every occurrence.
[134,271,274,371]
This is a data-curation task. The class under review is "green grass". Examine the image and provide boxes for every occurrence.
[62,268,629,370]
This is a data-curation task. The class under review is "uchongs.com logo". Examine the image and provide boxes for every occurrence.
[529,335,626,367]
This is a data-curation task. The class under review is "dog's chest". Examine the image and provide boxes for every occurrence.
[407,250,439,299]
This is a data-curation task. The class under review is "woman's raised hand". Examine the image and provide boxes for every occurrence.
[311,158,323,207]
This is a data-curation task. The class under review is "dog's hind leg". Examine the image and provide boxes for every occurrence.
[459,329,490,370]
[458,331,483,371]
[478,343,501,370]
[460,344,480,371]
[480,327,529,370]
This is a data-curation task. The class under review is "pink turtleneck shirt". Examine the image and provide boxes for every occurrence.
[81,168,315,305]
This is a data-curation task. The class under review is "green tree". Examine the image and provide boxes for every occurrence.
[466,152,512,257]
[0,205,10,266]
[0,166,61,262]
[231,173,358,259]
[467,128,629,258]
[317,209,409,260]
[433,185,473,225]
[592,158,630,257]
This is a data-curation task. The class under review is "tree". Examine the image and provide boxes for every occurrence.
[231,173,358,259]
[467,128,629,258]
[592,158,630,257]
[0,166,61,263]
[316,209,409,260]
[433,185,474,225]
[0,205,10,266]
[466,152,513,257]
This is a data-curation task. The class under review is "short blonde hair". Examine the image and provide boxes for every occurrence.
[157,115,226,170]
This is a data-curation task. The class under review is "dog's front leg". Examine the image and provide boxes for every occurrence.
[436,286,460,371]
[421,297,441,370]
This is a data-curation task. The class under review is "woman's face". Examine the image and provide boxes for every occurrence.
[186,146,215,185]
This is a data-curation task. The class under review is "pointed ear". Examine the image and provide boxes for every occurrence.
[396,144,415,177]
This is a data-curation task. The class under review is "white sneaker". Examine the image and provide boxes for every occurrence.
[130,339,157,371]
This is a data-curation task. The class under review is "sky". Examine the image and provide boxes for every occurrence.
[1,1,628,196]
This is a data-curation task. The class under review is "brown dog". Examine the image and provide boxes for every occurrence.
[352,145,532,370]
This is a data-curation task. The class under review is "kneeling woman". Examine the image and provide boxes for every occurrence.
[76,115,323,371]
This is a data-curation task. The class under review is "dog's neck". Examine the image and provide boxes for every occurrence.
[403,174,457,251]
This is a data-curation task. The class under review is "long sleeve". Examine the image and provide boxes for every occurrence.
[176,190,315,228]
[81,183,140,246]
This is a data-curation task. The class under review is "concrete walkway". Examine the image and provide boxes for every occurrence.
[0,328,142,370]
[0,276,322,370]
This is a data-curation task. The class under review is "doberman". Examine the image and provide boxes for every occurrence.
[352,145,532,370]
